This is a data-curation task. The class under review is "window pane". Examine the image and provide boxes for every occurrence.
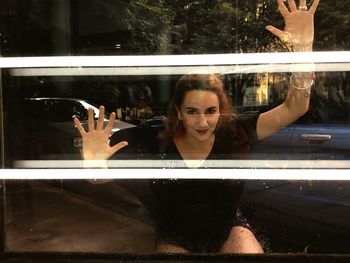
[1,0,350,258]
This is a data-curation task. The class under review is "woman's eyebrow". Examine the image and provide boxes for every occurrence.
[184,106,218,110]
[206,106,218,110]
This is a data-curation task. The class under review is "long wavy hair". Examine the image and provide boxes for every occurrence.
[164,74,236,140]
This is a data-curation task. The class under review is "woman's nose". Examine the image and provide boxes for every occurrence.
[197,113,208,127]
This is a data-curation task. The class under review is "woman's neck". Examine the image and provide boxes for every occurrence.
[174,133,215,160]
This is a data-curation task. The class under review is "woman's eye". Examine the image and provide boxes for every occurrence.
[187,109,196,115]
[207,108,217,114]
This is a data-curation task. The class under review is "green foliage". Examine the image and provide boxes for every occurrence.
[2,0,349,55]
[158,0,288,54]
[122,0,176,54]
[315,0,350,50]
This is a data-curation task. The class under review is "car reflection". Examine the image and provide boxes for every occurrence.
[252,123,350,160]
[242,180,350,253]
[8,97,135,161]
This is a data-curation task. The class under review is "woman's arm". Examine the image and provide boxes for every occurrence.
[257,0,320,140]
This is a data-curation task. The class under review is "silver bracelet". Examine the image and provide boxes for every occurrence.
[289,73,316,98]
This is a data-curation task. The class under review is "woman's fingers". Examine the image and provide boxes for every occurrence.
[265,25,285,40]
[96,106,105,131]
[84,105,116,134]
[277,0,319,15]
[309,0,320,14]
[288,0,297,12]
[104,112,116,135]
[110,141,128,154]
[299,0,307,8]
[74,118,86,136]
[88,108,95,131]
[277,0,289,17]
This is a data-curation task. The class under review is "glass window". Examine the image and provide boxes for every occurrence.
[1,0,350,262]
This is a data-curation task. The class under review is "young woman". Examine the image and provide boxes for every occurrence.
[74,0,320,253]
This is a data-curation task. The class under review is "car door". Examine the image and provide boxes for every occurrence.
[249,72,350,161]
[290,124,350,160]
[250,125,296,160]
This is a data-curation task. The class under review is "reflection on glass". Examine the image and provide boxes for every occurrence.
[5,180,350,253]
[5,180,155,253]
[2,0,350,257]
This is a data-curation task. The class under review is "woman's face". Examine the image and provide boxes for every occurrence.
[178,90,220,144]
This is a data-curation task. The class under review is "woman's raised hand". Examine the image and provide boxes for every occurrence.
[74,106,128,160]
[266,0,320,52]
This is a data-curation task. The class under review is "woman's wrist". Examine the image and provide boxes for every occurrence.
[289,72,316,98]
[83,160,108,168]
[292,42,313,52]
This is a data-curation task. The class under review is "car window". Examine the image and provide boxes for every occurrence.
[13,100,48,122]
[46,100,88,122]
[300,72,350,125]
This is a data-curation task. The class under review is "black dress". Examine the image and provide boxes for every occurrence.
[110,113,259,252]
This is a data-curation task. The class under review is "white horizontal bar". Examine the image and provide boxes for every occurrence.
[0,168,349,180]
[1,51,350,69]
[13,159,350,169]
[9,63,350,76]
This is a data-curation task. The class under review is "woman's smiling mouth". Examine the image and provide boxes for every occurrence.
[196,129,209,135]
